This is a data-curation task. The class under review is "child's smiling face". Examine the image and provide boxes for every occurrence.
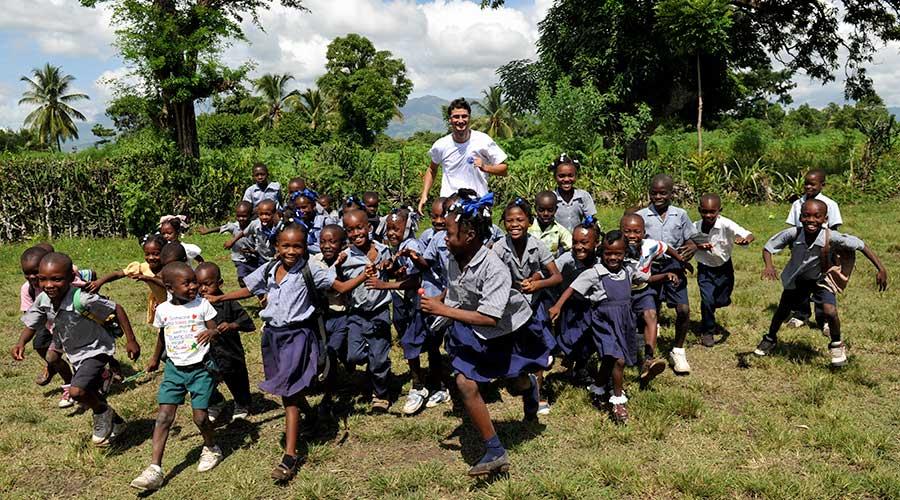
[257,202,277,227]
[143,240,164,273]
[235,204,252,228]
[385,215,408,247]
[555,163,577,192]
[602,238,626,272]
[503,206,530,240]
[319,228,344,261]
[276,227,308,269]
[343,210,371,249]
[572,227,597,262]
[430,199,446,232]
[649,180,674,210]
[535,195,557,226]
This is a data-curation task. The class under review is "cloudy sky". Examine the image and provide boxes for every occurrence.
[1,0,899,131]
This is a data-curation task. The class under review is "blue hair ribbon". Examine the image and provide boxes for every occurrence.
[458,192,495,216]
[582,215,596,226]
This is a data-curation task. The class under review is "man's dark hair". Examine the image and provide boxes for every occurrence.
[447,98,471,118]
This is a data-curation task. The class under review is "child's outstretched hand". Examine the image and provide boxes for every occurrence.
[735,235,755,245]
[206,294,222,304]
[876,269,888,291]
[216,322,237,335]
[398,247,419,260]
[10,343,25,361]
[196,328,218,345]
[125,339,141,361]
[334,252,348,267]
[548,305,561,323]
[146,357,160,373]
[420,292,444,316]
[761,266,778,281]
[520,277,539,293]
[84,280,103,293]
[364,264,378,278]
[697,242,714,251]
[365,277,386,290]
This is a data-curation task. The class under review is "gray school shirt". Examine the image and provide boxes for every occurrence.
[219,221,252,263]
[637,205,697,254]
[555,251,596,291]
[570,265,636,303]
[444,245,533,340]
[763,228,865,290]
[422,229,449,297]
[491,234,554,303]
[245,218,278,261]
[244,258,336,326]
[340,241,393,311]
[555,188,598,233]
[242,181,282,210]
[21,287,116,368]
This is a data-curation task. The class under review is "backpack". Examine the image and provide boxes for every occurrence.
[263,259,331,382]
[73,288,124,338]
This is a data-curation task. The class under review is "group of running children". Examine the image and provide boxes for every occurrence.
[11,158,889,490]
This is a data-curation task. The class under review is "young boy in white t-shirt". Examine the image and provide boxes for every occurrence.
[130,262,222,492]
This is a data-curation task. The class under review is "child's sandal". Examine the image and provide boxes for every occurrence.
[270,461,297,481]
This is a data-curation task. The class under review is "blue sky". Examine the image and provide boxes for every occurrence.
[1,0,895,134]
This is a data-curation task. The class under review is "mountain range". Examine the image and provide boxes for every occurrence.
[386,95,483,138]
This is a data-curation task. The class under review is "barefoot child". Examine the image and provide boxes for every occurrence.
[197,201,257,286]
[420,190,551,477]
[637,174,698,375]
[493,196,562,414]
[209,224,367,480]
[551,153,597,233]
[694,193,754,347]
[529,190,573,256]
[14,252,140,446]
[549,231,645,424]
[754,199,887,367]
[130,262,222,491]
[196,262,256,423]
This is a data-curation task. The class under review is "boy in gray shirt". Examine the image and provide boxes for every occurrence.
[754,199,887,367]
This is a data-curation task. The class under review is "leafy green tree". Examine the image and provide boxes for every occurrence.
[212,84,262,115]
[296,88,332,131]
[495,59,543,114]
[252,73,300,128]
[656,0,733,153]
[18,64,90,151]
[317,34,413,145]
[79,0,307,158]
[472,85,516,139]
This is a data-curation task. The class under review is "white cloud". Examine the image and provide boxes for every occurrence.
[0,0,116,57]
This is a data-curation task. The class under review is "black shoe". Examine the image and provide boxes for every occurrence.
[700,333,715,348]
[754,336,776,356]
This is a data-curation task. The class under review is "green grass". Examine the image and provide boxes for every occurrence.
[2,202,899,499]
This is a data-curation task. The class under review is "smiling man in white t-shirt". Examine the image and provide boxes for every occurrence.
[417,98,508,214]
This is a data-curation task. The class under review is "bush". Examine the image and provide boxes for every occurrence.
[197,113,260,149]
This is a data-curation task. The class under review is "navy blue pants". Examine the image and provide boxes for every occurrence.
[697,260,734,332]
[347,306,392,398]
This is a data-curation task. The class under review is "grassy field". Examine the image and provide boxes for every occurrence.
[1,202,900,499]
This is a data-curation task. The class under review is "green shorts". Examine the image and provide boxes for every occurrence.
[157,358,216,409]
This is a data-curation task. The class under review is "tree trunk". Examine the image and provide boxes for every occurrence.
[696,52,703,155]
[171,100,200,158]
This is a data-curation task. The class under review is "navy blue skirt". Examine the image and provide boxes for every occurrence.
[446,305,553,383]
[557,298,594,361]
[259,321,319,397]
[631,286,657,314]
[591,299,639,366]
[697,261,734,309]
[399,310,443,360]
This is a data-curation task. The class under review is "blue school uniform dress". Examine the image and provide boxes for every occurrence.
[419,227,438,250]
[341,241,394,398]
[571,265,640,366]
[444,246,553,382]
[391,238,439,360]
[244,259,335,397]
[245,219,281,263]
[554,252,596,361]
[637,205,697,307]
[554,188,597,233]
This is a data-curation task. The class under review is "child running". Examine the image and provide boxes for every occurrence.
[637,174,698,375]
[14,252,140,447]
[88,234,168,325]
[754,199,887,367]
[209,224,366,480]
[549,231,645,424]
[551,154,597,233]
[694,194,754,347]
[420,190,552,477]
[130,262,222,491]
[197,202,257,286]
[196,262,256,423]
[529,190,573,257]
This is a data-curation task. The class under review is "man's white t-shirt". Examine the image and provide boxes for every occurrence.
[785,194,843,228]
[153,297,217,366]
[430,130,508,197]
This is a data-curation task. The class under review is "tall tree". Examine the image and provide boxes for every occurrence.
[296,88,332,131]
[317,34,413,145]
[473,85,516,139]
[656,0,733,153]
[18,64,90,151]
[80,0,307,158]
[252,73,299,128]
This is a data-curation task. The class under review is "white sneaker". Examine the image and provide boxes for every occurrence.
[537,402,551,416]
[402,388,429,415]
[91,407,115,445]
[822,322,831,338]
[231,406,250,422]
[130,465,164,491]
[207,401,225,423]
[829,341,848,367]
[197,445,223,472]
[588,384,608,397]
[425,389,450,408]
[669,349,691,374]
[58,385,74,408]
[786,318,806,328]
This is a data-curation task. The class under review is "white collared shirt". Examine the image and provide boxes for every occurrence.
[693,216,752,267]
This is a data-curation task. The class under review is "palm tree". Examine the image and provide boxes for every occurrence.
[252,73,300,128]
[18,64,90,151]
[296,88,333,131]
[472,85,515,139]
